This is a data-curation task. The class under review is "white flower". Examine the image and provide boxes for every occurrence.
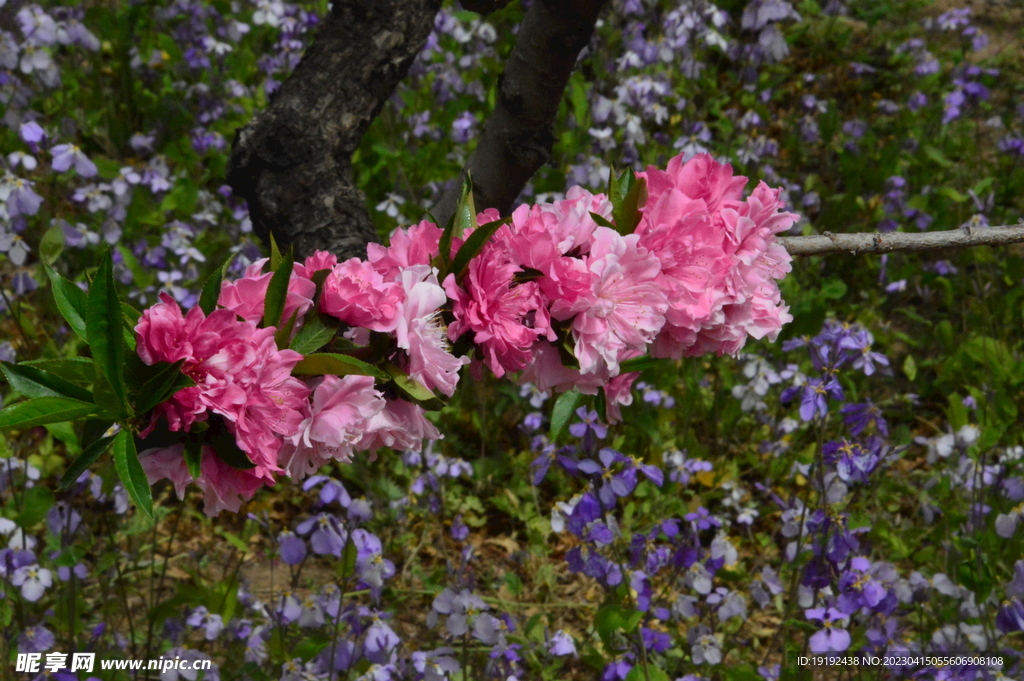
[12,564,52,601]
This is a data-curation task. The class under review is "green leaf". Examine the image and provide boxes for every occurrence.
[86,252,130,417]
[438,176,474,272]
[269,232,285,272]
[14,486,55,528]
[568,73,589,126]
[385,363,445,411]
[589,211,616,229]
[218,529,249,552]
[1,362,94,402]
[923,144,954,168]
[549,388,581,441]
[937,186,968,203]
[45,263,89,340]
[274,310,300,349]
[184,438,203,479]
[121,301,141,327]
[820,278,847,300]
[112,428,153,520]
[341,537,358,577]
[619,356,660,373]
[45,421,80,454]
[262,256,293,330]
[59,435,114,489]
[625,667,669,681]
[39,225,65,266]
[293,353,388,380]
[0,396,98,430]
[290,314,339,355]
[198,254,236,315]
[450,217,511,281]
[903,354,917,382]
[609,169,647,235]
[594,604,643,649]
[135,360,195,414]
[21,358,95,386]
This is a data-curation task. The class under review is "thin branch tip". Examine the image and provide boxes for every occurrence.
[778,224,1024,257]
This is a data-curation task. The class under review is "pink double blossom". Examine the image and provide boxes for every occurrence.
[320,258,404,333]
[281,375,386,478]
[218,258,316,325]
[444,244,551,378]
[139,444,267,516]
[135,294,309,483]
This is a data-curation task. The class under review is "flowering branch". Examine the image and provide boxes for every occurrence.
[432,0,610,226]
[777,224,1024,257]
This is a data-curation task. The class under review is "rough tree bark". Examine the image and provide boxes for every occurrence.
[431,0,610,227]
[226,0,441,261]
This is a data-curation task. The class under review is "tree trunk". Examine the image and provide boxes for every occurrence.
[227,0,442,261]
[432,0,610,227]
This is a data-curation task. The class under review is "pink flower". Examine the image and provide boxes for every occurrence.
[603,371,639,424]
[320,258,405,332]
[281,375,385,478]
[443,245,551,378]
[135,295,309,483]
[571,227,667,376]
[138,444,193,499]
[394,265,468,397]
[367,220,444,281]
[139,444,267,517]
[218,258,317,325]
[300,250,338,275]
[358,398,442,454]
[517,341,610,396]
[134,292,206,365]
[636,153,797,359]
[495,188,611,319]
[640,152,746,213]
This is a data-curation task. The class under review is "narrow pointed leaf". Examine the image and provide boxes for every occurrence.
[385,362,445,411]
[549,388,581,441]
[438,177,474,272]
[198,254,236,315]
[86,252,130,416]
[1,362,94,402]
[269,232,285,271]
[292,353,387,380]
[0,396,98,430]
[59,435,114,489]
[289,313,338,355]
[113,429,153,519]
[455,179,477,241]
[619,356,660,373]
[274,310,300,349]
[610,169,647,236]
[21,358,96,386]
[262,257,293,330]
[450,217,511,281]
[135,360,195,415]
[121,302,141,327]
[589,211,616,230]
[184,438,203,479]
[44,263,88,340]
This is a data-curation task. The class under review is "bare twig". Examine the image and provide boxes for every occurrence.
[432,0,610,227]
[777,224,1024,257]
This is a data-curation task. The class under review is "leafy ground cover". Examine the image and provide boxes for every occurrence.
[1,0,1023,679]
